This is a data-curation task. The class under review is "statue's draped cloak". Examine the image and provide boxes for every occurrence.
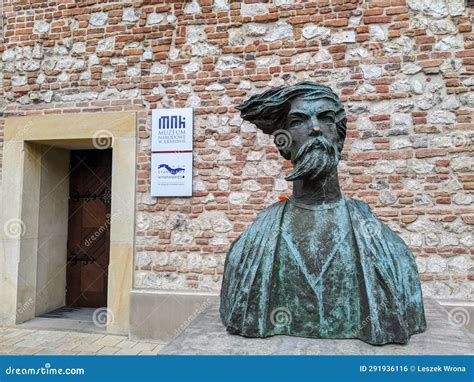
[220,197,426,345]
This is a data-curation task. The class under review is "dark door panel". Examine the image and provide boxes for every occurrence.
[66,149,112,308]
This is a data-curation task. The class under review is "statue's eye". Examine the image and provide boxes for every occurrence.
[318,112,335,124]
[289,119,302,128]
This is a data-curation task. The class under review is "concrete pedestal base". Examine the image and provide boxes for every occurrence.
[161,298,473,355]
[129,290,219,343]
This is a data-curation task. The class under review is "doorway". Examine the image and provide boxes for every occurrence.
[66,149,112,308]
[1,112,136,334]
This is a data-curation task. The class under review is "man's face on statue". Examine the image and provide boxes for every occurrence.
[283,97,340,182]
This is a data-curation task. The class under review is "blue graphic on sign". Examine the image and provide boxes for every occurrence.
[158,164,185,175]
[158,115,186,129]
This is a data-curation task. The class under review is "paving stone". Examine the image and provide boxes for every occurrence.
[13,339,43,348]
[56,339,87,352]
[138,349,161,356]
[8,346,41,355]
[114,348,141,355]
[72,342,105,353]
[94,335,127,347]
[96,346,119,355]
[116,340,139,349]
[70,333,106,343]
[0,327,152,355]
[2,330,33,340]
[58,350,80,355]
[34,348,63,355]
[132,342,159,352]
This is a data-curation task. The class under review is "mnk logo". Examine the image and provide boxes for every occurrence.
[158,115,186,129]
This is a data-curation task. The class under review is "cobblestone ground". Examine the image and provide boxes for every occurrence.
[0,327,165,355]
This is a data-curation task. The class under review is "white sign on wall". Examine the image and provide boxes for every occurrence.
[151,108,193,197]
[152,108,193,152]
[151,152,193,197]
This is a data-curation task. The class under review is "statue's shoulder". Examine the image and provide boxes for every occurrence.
[255,200,286,221]
[345,196,410,249]
[242,201,285,234]
[229,201,285,250]
[345,197,387,222]
[344,197,372,213]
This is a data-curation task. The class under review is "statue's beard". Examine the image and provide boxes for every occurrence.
[285,136,340,182]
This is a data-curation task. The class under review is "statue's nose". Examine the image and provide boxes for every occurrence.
[309,125,320,137]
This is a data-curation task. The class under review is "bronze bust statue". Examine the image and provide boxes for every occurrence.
[220,82,427,345]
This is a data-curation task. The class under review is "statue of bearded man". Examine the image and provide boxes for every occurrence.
[220,81,427,345]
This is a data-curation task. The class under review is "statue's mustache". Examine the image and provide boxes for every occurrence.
[293,135,335,163]
[285,136,339,182]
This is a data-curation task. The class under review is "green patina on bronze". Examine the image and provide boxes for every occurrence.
[220,82,427,345]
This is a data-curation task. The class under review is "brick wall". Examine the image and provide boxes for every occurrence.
[0,0,472,300]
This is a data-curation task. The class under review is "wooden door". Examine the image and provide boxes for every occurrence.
[66,149,112,308]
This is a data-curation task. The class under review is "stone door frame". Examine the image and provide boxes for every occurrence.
[0,112,136,334]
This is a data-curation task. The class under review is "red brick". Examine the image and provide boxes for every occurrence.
[322,18,349,27]
[415,149,447,158]
[419,60,444,68]
[363,16,392,24]
[386,6,409,15]
[363,9,383,16]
